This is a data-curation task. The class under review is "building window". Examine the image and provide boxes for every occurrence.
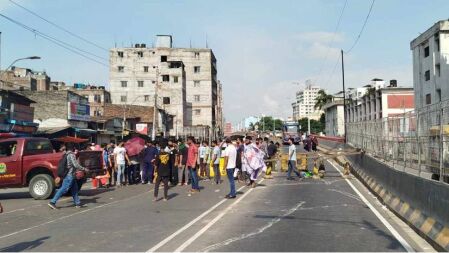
[162,75,169,82]
[436,64,441,77]
[434,33,440,52]
[138,81,144,87]
[121,95,127,102]
[194,52,200,59]
[424,46,430,57]
[161,56,167,62]
[194,66,201,73]
[163,97,170,104]
[194,81,200,87]
[118,66,124,72]
[121,81,127,87]
[425,94,431,105]
[425,70,430,81]
[137,51,143,57]
[173,76,178,83]
[194,95,200,102]
[144,66,149,72]
[94,94,101,103]
[194,109,201,115]
[144,95,149,101]
[118,51,123,57]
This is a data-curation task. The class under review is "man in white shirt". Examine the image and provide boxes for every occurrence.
[223,138,237,199]
[287,138,301,180]
[113,142,130,187]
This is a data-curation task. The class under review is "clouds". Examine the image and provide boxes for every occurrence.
[215,28,347,122]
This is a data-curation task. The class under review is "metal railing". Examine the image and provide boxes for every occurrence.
[346,99,449,182]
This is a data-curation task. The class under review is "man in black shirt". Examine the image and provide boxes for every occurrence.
[178,139,189,185]
[154,143,170,201]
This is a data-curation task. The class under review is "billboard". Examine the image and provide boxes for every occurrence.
[67,102,90,121]
[136,123,148,135]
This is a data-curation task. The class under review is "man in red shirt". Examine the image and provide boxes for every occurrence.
[186,136,200,193]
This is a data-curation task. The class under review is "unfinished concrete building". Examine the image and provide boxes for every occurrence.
[109,35,220,137]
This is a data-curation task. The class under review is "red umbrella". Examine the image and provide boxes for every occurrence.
[124,137,145,157]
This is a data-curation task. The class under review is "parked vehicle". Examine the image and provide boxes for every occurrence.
[282,121,301,145]
[0,137,104,200]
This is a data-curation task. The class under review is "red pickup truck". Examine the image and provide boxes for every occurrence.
[0,137,104,200]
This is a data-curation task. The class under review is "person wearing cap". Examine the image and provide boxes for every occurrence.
[223,138,237,199]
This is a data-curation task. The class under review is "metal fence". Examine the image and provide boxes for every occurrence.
[346,99,449,182]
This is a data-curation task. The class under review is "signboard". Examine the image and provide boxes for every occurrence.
[136,123,148,135]
[11,124,37,134]
[10,103,34,122]
[67,102,90,122]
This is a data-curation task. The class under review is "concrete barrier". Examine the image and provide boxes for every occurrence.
[318,139,449,251]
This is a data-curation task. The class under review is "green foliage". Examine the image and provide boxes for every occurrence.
[298,116,325,134]
[255,116,283,131]
[314,89,334,110]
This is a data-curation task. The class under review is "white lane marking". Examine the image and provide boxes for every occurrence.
[201,200,305,252]
[173,179,266,252]
[328,160,414,252]
[0,189,152,240]
[328,189,362,202]
[147,183,249,252]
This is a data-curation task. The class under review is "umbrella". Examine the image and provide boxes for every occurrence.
[124,137,145,157]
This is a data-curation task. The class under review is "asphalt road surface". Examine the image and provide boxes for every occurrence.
[0,145,433,252]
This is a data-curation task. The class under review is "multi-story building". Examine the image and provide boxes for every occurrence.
[0,90,38,134]
[17,90,91,131]
[66,84,111,117]
[0,67,51,91]
[323,93,345,137]
[346,82,414,123]
[109,35,219,137]
[410,20,449,110]
[292,84,323,120]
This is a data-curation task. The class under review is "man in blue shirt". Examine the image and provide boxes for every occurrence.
[141,141,158,184]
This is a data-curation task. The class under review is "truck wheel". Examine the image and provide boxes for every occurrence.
[29,174,55,200]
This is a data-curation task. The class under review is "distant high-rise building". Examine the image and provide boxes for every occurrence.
[292,84,323,120]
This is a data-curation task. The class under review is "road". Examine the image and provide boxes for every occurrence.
[0,145,434,252]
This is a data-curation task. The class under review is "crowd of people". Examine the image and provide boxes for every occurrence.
[46,135,281,208]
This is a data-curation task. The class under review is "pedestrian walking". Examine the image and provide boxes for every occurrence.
[114,142,130,187]
[48,143,87,209]
[200,141,211,180]
[312,135,318,152]
[211,140,221,184]
[223,138,237,199]
[153,143,171,201]
[287,138,301,180]
[167,140,179,185]
[186,136,200,193]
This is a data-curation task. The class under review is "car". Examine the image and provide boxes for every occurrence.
[0,137,104,200]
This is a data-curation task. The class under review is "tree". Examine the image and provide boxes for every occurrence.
[314,89,334,110]
[298,116,325,134]
[256,116,283,131]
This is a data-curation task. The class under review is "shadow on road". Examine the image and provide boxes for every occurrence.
[0,236,49,252]
[0,192,32,200]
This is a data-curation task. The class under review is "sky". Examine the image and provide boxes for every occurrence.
[1,0,449,124]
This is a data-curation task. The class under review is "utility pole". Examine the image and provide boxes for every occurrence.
[151,67,160,140]
[341,49,347,143]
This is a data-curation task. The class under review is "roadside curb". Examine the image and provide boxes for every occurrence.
[318,145,449,252]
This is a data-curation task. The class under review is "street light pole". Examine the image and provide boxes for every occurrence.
[341,49,347,143]
[0,56,41,87]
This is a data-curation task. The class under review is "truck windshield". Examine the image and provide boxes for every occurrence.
[0,141,17,157]
[284,125,298,133]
